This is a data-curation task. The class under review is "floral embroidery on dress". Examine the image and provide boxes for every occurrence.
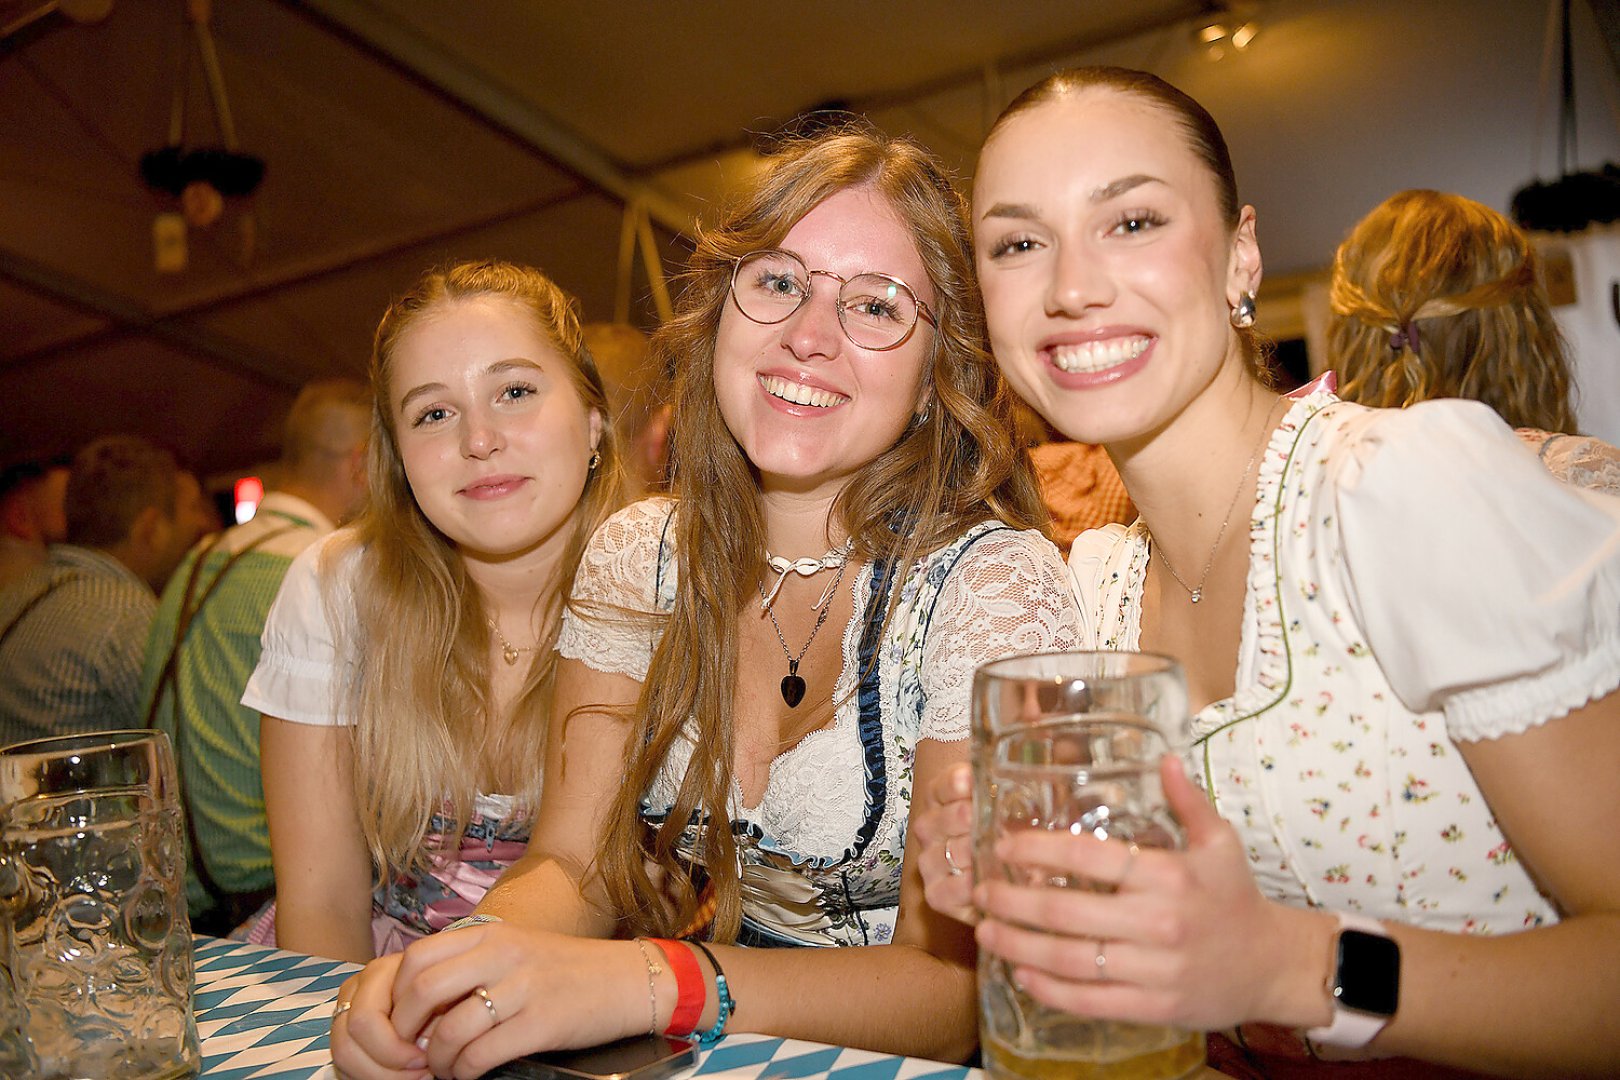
[1067,386,1567,934]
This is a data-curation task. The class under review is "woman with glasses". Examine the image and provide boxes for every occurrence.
[328,126,1080,1079]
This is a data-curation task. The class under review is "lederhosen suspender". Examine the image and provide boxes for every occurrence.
[144,518,300,928]
[0,570,88,658]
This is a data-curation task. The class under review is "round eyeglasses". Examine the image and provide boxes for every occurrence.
[730,250,937,352]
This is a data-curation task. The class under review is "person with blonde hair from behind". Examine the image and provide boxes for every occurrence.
[1331,188,1619,493]
[244,260,624,962]
[141,377,369,937]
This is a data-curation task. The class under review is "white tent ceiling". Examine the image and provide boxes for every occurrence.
[2,0,1615,479]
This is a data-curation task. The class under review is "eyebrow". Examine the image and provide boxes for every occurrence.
[979,174,1166,222]
[397,357,546,413]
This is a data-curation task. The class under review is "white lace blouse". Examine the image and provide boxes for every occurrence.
[557,497,1081,946]
[1070,385,1620,932]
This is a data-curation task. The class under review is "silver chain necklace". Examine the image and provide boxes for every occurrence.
[758,558,847,708]
[1152,401,1281,604]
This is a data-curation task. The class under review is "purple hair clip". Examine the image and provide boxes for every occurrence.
[1389,321,1421,354]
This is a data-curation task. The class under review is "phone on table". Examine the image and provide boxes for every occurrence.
[484,1034,698,1080]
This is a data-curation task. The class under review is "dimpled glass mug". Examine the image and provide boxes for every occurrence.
[973,652,1204,1080]
[0,730,199,1079]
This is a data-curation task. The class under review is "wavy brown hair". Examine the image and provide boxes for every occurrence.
[335,259,624,881]
[1331,189,1575,432]
[598,126,1046,942]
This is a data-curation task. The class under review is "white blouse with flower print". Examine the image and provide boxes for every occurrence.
[1070,385,1620,934]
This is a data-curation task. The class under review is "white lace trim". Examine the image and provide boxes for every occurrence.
[577,504,1079,860]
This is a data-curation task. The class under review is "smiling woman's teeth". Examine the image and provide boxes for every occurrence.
[1050,336,1151,374]
[759,375,848,408]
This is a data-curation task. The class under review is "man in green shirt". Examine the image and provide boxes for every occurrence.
[141,379,369,935]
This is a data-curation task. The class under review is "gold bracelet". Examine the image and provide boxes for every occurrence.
[632,938,662,1035]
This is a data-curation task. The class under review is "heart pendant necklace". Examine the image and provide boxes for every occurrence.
[759,557,846,708]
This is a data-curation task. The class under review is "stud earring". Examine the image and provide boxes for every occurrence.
[1230,292,1257,329]
[588,450,601,471]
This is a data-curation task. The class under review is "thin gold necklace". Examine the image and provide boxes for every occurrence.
[1152,400,1282,604]
[485,616,536,666]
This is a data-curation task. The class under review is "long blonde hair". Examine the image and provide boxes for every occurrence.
[1331,189,1575,432]
[598,126,1046,942]
[340,259,625,880]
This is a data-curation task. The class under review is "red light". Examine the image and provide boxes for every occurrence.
[234,476,264,504]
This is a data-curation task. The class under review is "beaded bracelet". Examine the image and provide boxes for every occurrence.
[442,913,503,933]
[631,940,663,1035]
[648,937,705,1037]
[685,940,736,1047]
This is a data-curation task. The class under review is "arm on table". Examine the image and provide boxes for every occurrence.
[475,655,639,936]
[260,713,375,963]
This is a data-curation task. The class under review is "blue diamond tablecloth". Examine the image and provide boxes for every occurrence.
[192,937,977,1080]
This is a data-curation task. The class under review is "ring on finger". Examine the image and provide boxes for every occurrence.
[1094,940,1109,981]
[473,985,499,1025]
[943,835,966,877]
[332,1000,353,1019]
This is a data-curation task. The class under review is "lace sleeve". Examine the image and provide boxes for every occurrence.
[918,528,1083,743]
[556,498,676,680]
[1521,430,1620,497]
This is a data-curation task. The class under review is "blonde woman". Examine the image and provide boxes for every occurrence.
[330,127,1081,1078]
[244,260,624,962]
[1332,188,1619,494]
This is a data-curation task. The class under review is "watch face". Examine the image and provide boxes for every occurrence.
[1334,928,1401,1017]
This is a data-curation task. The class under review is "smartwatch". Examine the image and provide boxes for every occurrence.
[1304,911,1400,1049]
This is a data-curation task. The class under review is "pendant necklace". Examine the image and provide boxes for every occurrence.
[485,616,536,666]
[759,557,847,708]
[1152,400,1282,604]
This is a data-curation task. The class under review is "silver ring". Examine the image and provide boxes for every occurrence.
[333,1000,353,1019]
[473,985,499,1025]
[1094,940,1109,980]
[943,835,966,877]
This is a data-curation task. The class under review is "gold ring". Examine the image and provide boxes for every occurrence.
[943,835,966,877]
[1094,940,1109,980]
[333,1000,353,1019]
[473,985,499,1025]
[1118,843,1141,889]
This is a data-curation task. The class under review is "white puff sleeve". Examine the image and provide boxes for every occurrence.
[918,528,1084,742]
[556,498,677,680]
[1332,400,1620,741]
[240,530,358,726]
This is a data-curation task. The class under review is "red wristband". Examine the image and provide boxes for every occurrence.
[650,937,705,1036]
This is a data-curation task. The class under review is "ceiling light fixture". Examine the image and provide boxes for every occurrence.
[1193,3,1260,61]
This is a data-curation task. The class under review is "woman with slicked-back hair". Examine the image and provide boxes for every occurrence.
[330,125,1081,1075]
[247,259,625,963]
[913,67,1620,1078]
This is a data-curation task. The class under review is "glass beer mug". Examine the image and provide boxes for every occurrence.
[973,652,1205,1080]
[0,730,199,1079]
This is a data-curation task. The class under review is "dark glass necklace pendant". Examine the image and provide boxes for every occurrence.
[781,660,806,708]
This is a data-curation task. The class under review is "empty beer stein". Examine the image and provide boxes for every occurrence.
[0,730,199,1079]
